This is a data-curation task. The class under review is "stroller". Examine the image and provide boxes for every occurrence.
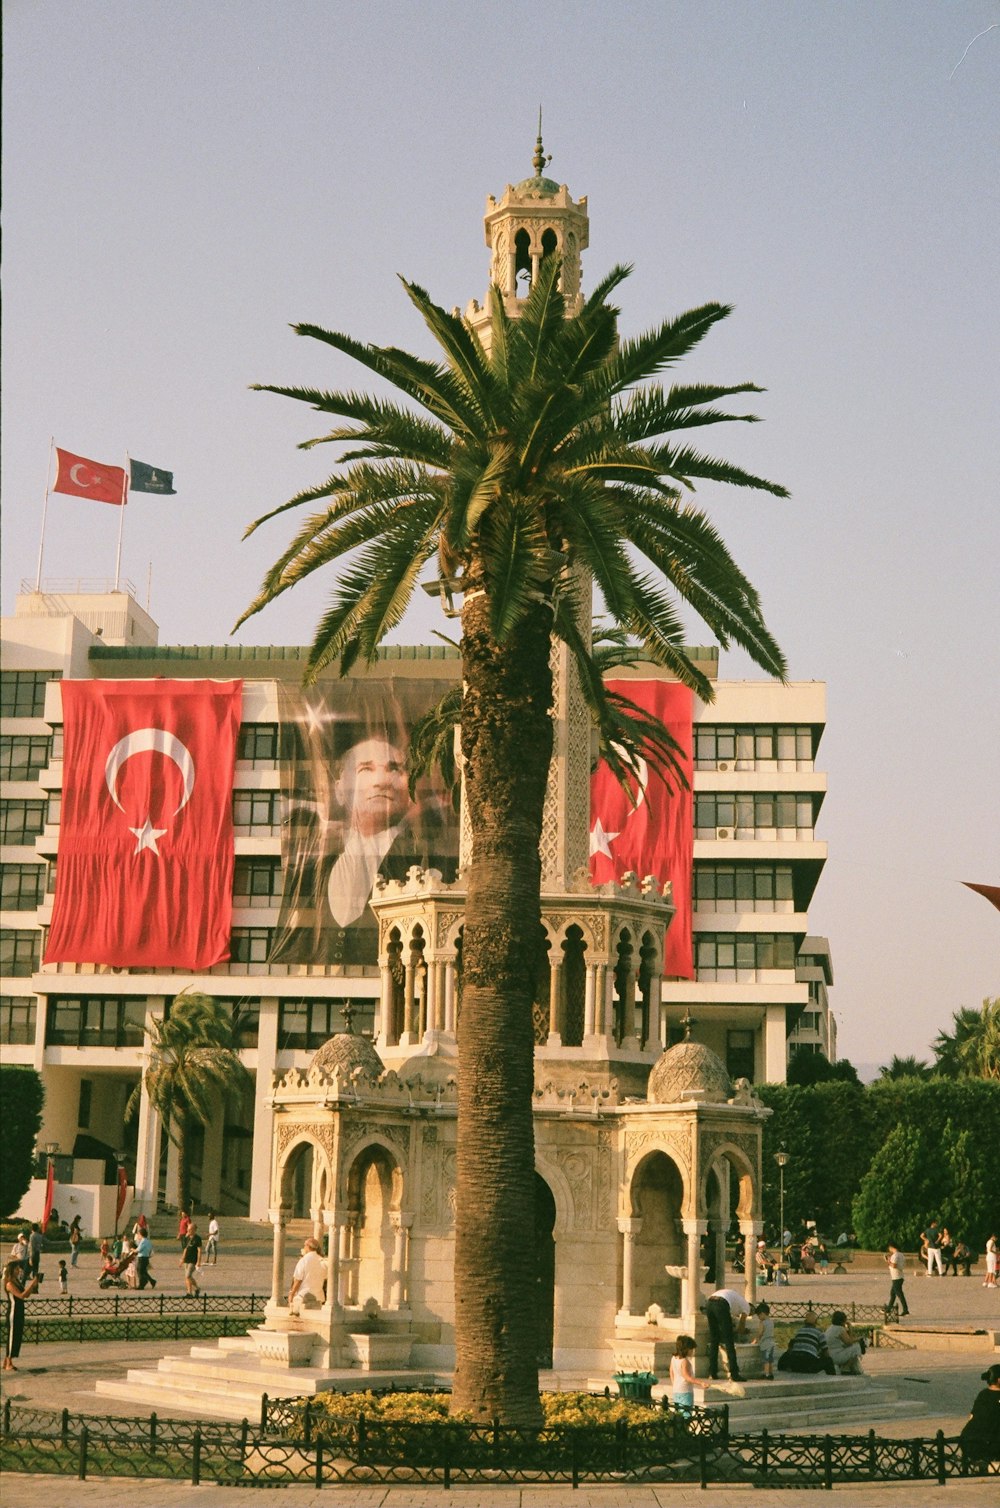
[98,1249,136,1288]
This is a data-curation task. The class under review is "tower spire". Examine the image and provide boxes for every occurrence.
[533,106,548,179]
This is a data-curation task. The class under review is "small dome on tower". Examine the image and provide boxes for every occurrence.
[514,173,560,198]
[310,1030,383,1081]
[647,1029,733,1105]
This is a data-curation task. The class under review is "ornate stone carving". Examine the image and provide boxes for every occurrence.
[339,1118,410,1164]
[276,1123,336,1164]
[596,1125,613,1227]
[556,1148,593,1229]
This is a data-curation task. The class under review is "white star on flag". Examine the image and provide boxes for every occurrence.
[129,816,168,855]
[589,817,619,859]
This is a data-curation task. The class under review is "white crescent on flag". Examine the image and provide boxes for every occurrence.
[105,727,196,813]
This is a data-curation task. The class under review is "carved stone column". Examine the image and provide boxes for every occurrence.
[547,959,563,1045]
[390,1211,413,1309]
[681,1218,708,1325]
[741,1222,762,1307]
[323,1213,343,1313]
[443,961,457,1035]
[583,963,597,1039]
[269,1205,290,1307]
[617,1216,642,1318]
[402,958,417,1043]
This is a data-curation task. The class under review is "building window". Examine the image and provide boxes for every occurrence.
[45,996,147,1048]
[0,800,47,844]
[0,671,61,719]
[0,997,36,1044]
[278,998,372,1051]
[237,725,279,764]
[203,996,260,1048]
[230,927,274,965]
[78,1079,92,1128]
[694,932,798,980]
[694,864,794,912]
[0,863,46,911]
[694,724,814,771]
[0,735,52,782]
[233,858,281,907]
[232,792,281,834]
[795,1010,821,1033]
[694,793,815,838]
[726,1028,755,1081]
[0,929,40,977]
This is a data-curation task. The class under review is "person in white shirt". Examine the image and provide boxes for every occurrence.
[704,1287,750,1382]
[288,1237,326,1310]
[205,1214,220,1265]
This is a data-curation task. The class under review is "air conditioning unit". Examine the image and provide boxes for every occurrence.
[717,761,731,772]
[716,827,732,840]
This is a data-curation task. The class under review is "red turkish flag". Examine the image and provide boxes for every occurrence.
[589,680,694,978]
[42,1161,56,1233]
[45,680,243,969]
[54,448,127,505]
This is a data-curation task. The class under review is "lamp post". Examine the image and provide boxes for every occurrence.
[775,1149,790,1274]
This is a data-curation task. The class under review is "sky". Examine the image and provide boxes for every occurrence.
[3,0,997,1071]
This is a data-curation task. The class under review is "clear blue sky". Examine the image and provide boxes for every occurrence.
[3,1,997,1070]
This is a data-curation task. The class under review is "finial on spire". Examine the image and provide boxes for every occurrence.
[341,1002,356,1035]
[680,1010,696,1041]
[533,106,551,178]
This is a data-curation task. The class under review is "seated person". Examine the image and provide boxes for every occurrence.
[777,1319,836,1375]
[950,1240,974,1277]
[755,1241,775,1284]
[800,1243,816,1274]
[959,1365,1000,1464]
[824,1310,865,1374]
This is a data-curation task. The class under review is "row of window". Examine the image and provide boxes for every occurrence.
[0,671,61,719]
[694,932,800,975]
[1,793,283,842]
[693,724,815,769]
[693,864,795,910]
[694,794,816,834]
[0,858,281,912]
[0,735,52,782]
[0,993,373,1049]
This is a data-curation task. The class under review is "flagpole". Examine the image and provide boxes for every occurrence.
[114,455,129,591]
[34,438,55,592]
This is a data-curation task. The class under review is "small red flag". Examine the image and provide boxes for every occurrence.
[54,447,127,505]
[116,1165,129,1223]
[42,1160,56,1233]
[44,679,243,969]
[589,681,694,978]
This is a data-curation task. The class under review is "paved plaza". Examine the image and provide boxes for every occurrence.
[2,1245,997,1504]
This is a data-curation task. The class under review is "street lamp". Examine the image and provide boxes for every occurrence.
[774,1149,790,1275]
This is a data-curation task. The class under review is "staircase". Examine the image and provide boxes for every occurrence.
[689,1374,925,1431]
[94,1335,438,1422]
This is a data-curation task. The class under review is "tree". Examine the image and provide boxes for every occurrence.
[932,1003,991,1077]
[852,1123,936,1250]
[877,1055,931,1080]
[125,991,251,1214]
[0,1067,44,1220]
[786,1047,860,1086]
[237,256,787,1423]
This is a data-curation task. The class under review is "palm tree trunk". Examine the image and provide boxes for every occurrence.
[451,594,553,1426]
[175,1110,190,1216]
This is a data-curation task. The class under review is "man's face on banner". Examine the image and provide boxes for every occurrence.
[335,737,411,837]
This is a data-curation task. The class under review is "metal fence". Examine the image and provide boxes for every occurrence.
[1,1398,997,1488]
[17,1292,265,1346]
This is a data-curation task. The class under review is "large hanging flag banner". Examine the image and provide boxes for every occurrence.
[589,680,694,978]
[53,448,127,505]
[129,459,176,495]
[271,679,459,967]
[45,680,243,969]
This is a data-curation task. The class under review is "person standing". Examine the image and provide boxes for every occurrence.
[3,1260,39,1371]
[179,1223,202,1296]
[205,1213,220,1266]
[885,1241,910,1317]
[57,1260,69,1295]
[135,1231,157,1290]
[922,1220,944,1276]
[752,1302,777,1379]
[27,1224,44,1280]
[703,1287,749,1382]
[984,1233,998,1288]
[68,1217,82,1268]
[177,1210,192,1252]
[669,1334,697,1416]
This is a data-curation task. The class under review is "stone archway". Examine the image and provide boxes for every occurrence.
[282,1141,315,1219]
[346,1143,401,1309]
[628,1150,685,1315]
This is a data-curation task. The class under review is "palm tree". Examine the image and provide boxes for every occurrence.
[126,991,251,1214]
[878,1054,931,1080]
[932,1002,997,1078]
[237,256,787,1423]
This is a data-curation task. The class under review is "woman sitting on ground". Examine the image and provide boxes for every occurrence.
[959,1364,1000,1464]
[824,1310,866,1374]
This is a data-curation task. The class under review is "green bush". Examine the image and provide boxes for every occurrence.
[0,1067,44,1220]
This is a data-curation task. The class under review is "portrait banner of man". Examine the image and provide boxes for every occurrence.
[270,679,459,966]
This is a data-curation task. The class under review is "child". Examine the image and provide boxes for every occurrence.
[753,1301,776,1378]
[58,1259,69,1295]
[669,1333,697,1417]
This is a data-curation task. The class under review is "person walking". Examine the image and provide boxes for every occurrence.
[68,1216,82,1268]
[180,1223,202,1296]
[703,1287,749,1382]
[205,1213,220,1265]
[885,1241,910,1317]
[3,1259,39,1371]
[669,1334,697,1416]
[135,1231,157,1290]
